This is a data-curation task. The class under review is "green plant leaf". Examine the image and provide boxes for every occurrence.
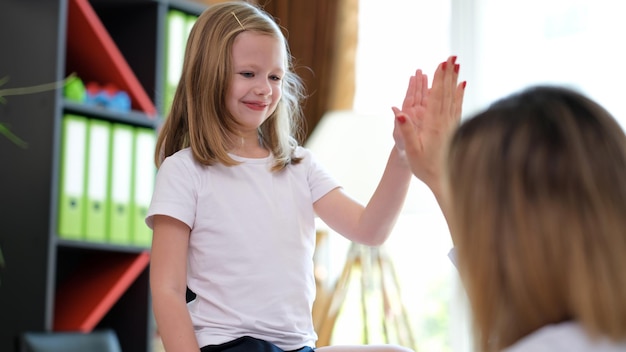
[0,73,75,100]
[0,123,28,148]
[0,73,76,148]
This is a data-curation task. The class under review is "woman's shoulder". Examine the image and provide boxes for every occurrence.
[504,321,626,352]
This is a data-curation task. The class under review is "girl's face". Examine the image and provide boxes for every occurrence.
[227,31,285,133]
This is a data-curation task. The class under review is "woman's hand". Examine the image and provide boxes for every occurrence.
[392,55,465,189]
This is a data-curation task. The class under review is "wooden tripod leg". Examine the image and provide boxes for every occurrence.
[315,242,361,346]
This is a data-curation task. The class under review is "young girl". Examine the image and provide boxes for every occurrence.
[147,2,464,352]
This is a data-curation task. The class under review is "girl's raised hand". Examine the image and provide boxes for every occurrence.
[392,68,429,153]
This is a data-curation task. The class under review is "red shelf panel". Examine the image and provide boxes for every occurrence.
[53,251,151,332]
[66,0,157,116]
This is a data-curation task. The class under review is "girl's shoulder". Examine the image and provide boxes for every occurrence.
[159,148,201,173]
[291,146,321,170]
[161,147,192,161]
[294,145,312,159]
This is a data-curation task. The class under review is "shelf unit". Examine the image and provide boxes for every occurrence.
[0,0,206,351]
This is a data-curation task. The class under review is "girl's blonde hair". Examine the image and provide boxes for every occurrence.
[447,86,626,351]
[155,1,305,171]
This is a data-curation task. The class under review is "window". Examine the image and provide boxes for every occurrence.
[454,0,626,123]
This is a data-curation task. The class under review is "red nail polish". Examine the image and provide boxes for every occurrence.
[451,56,457,64]
[396,115,406,124]
[442,62,447,71]
[454,64,460,73]
[462,81,467,89]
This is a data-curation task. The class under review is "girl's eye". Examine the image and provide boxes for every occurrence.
[240,72,254,78]
[270,75,282,81]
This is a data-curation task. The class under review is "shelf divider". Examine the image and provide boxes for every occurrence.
[66,0,157,116]
[53,251,151,332]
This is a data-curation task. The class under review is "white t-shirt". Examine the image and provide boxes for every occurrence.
[146,147,340,350]
[504,321,626,352]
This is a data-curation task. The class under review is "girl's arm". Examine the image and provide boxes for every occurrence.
[150,215,199,352]
[312,62,428,246]
[314,147,412,246]
[314,56,463,246]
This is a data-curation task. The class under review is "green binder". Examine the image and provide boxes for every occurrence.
[131,127,156,247]
[58,114,88,239]
[163,9,187,116]
[83,119,111,242]
[107,123,134,245]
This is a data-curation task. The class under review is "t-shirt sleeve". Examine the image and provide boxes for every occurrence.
[301,147,341,202]
[145,154,197,230]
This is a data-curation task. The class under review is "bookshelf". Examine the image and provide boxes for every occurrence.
[0,0,205,351]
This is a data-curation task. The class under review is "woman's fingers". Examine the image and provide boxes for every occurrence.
[437,55,458,117]
[428,56,461,122]
[454,81,466,123]
[428,60,447,116]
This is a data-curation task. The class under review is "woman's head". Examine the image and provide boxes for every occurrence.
[446,85,626,351]
[157,1,304,169]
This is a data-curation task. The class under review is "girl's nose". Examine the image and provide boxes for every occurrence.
[254,78,272,96]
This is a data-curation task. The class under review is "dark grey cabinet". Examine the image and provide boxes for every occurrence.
[0,1,205,351]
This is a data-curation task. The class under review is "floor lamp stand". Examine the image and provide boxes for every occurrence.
[314,239,416,350]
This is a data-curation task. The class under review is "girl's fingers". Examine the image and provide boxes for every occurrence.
[394,107,420,152]
[420,73,429,104]
[399,69,429,117]
[413,69,425,107]
[392,106,411,124]
[401,75,417,111]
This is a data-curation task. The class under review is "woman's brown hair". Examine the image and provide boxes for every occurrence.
[447,86,626,351]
